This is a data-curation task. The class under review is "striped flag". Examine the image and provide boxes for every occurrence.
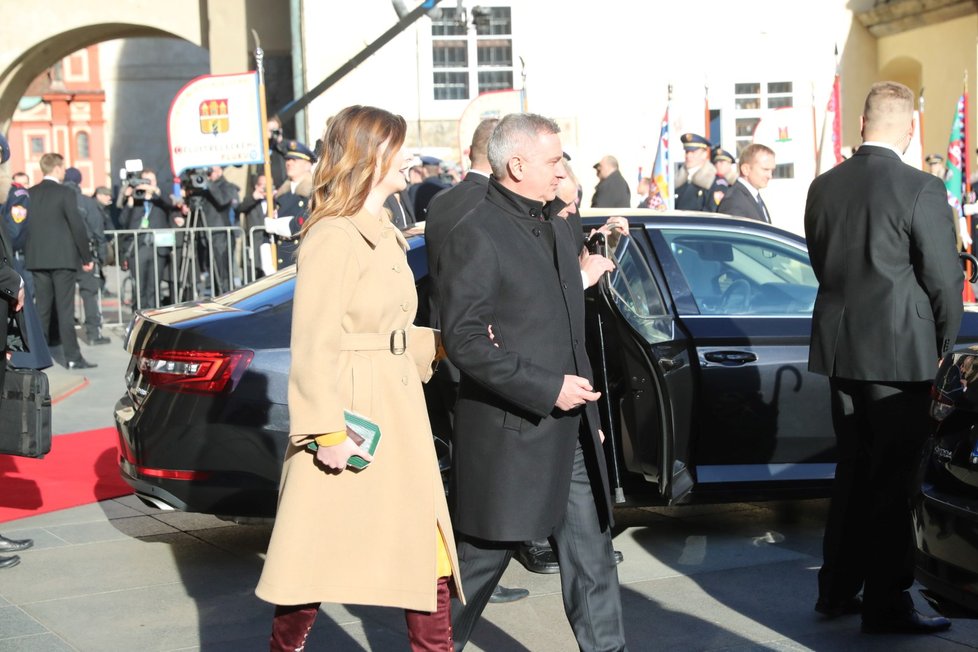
[651,107,670,210]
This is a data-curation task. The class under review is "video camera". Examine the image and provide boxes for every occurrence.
[119,159,152,201]
[179,167,210,196]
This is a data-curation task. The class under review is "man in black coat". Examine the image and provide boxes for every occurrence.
[591,155,631,208]
[805,81,962,635]
[438,113,625,651]
[199,166,238,295]
[0,134,34,570]
[717,143,776,223]
[26,153,94,369]
[63,167,109,345]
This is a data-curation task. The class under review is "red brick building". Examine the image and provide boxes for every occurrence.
[7,45,107,193]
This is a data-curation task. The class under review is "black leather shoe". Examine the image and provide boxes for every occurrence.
[516,543,560,574]
[0,535,33,553]
[67,358,98,370]
[815,595,862,619]
[862,608,952,634]
[613,550,624,565]
[0,555,20,569]
[488,584,529,604]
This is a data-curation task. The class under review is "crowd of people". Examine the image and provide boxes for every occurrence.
[0,80,965,647]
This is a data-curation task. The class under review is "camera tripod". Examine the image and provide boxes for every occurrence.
[176,195,205,302]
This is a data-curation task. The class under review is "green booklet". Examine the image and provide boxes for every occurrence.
[306,410,382,469]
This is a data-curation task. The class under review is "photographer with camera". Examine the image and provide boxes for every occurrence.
[63,167,109,345]
[267,115,287,188]
[196,166,239,296]
[120,168,180,311]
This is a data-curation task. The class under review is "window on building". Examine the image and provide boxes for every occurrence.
[30,137,45,155]
[733,80,796,158]
[76,132,90,159]
[431,5,514,101]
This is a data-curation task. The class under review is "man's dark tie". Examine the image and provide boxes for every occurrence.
[756,194,771,224]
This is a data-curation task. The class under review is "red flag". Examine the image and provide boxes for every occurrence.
[827,74,842,165]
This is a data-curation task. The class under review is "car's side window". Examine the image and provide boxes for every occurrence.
[606,234,672,342]
[659,229,817,316]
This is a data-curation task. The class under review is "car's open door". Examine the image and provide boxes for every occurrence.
[585,227,695,504]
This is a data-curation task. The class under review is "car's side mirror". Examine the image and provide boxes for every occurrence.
[960,252,978,284]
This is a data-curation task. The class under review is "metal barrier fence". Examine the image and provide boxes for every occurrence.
[97,225,272,327]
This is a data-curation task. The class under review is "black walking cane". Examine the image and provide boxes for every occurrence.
[589,232,626,504]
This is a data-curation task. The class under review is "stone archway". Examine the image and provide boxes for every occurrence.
[878,55,923,102]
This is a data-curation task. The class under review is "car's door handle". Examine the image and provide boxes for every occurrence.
[703,351,758,365]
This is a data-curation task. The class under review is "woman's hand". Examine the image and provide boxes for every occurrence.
[314,435,373,471]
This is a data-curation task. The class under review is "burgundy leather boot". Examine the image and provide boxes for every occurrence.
[404,577,454,651]
[269,602,319,652]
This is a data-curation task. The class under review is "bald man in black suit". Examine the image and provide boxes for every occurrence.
[805,81,961,635]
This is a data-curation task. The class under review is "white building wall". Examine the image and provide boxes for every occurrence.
[302,0,871,234]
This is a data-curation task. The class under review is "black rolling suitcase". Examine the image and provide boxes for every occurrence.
[0,365,52,458]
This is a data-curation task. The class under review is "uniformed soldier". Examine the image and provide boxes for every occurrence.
[264,140,314,270]
[710,146,737,208]
[675,133,718,212]
[2,171,30,263]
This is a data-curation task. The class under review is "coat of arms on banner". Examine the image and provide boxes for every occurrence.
[200,100,230,135]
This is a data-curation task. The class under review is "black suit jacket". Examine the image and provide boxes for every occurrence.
[591,169,631,208]
[805,144,964,381]
[717,180,769,223]
[0,218,25,378]
[25,179,91,270]
[425,171,489,290]
[437,179,612,541]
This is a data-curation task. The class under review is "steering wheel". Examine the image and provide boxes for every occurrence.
[719,278,752,313]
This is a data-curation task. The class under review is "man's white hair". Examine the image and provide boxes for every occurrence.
[487,113,561,178]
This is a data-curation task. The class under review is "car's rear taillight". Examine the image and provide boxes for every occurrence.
[135,350,254,394]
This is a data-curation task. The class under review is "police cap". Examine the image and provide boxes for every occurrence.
[0,132,8,164]
[712,146,735,164]
[284,140,316,163]
[681,133,711,151]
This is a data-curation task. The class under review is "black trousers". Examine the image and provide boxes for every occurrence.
[450,442,626,652]
[33,268,82,363]
[818,378,932,616]
[76,268,100,338]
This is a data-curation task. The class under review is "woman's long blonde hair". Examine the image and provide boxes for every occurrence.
[301,105,407,237]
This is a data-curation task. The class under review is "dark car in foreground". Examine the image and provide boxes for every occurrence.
[913,349,978,614]
[116,209,978,519]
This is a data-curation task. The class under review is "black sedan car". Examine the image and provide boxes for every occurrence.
[913,349,978,614]
[115,209,978,518]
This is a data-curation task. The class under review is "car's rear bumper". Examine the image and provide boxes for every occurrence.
[912,481,978,614]
[115,394,286,518]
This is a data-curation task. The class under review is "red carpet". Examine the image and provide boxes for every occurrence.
[0,427,133,524]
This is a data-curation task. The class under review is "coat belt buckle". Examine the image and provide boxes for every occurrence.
[390,329,407,355]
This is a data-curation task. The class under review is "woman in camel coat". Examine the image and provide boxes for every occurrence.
[256,105,462,651]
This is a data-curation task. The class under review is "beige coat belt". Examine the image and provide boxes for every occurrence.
[340,329,408,355]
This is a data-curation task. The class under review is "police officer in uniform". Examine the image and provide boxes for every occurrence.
[675,133,719,212]
[0,142,51,375]
[265,140,314,269]
[710,146,736,209]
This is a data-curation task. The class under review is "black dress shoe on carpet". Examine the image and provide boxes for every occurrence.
[67,358,97,370]
[862,608,951,634]
[815,595,862,618]
[0,535,33,553]
[0,555,20,569]
[613,550,624,565]
[516,543,560,574]
[489,585,529,604]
